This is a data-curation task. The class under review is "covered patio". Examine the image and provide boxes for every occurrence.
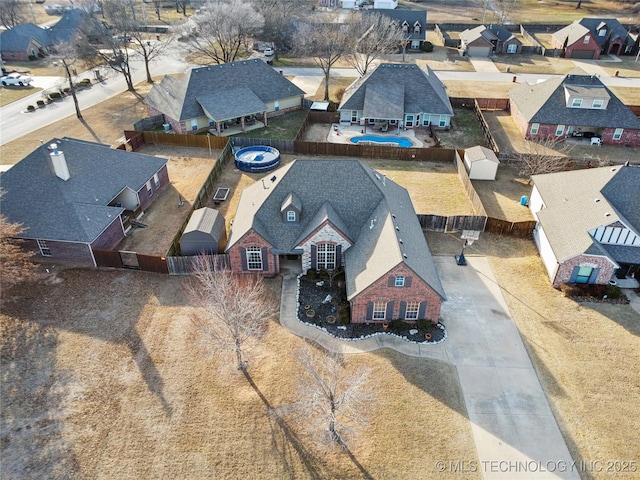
[197,87,268,137]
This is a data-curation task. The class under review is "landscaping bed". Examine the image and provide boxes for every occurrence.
[296,272,446,343]
[559,283,630,305]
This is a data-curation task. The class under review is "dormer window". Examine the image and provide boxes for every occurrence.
[583,35,590,44]
[592,99,604,109]
[414,23,421,34]
[598,28,606,37]
[281,192,301,223]
[571,98,583,107]
[287,210,296,222]
[402,22,409,33]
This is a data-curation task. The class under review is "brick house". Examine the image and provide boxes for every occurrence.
[509,70,640,147]
[144,60,305,135]
[529,165,640,288]
[0,137,169,267]
[338,63,453,131]
[226,159,446,323]
[459,25,523,56]
[551,18,636,59]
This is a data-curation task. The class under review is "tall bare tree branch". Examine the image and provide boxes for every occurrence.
[517,135,575,178]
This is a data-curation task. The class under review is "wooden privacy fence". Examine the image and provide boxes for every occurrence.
[453,151,487,217]
[417,214,487,232]
[93,249,169,273]
[450,97,509,111]
[485,218,537,238]
[231,136,295,153]
[142,131,229,150]
[293,140,457,162]
[166,254,231,275]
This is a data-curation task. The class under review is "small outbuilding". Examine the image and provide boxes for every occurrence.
[464,146,500,180]
[180,207,227,255]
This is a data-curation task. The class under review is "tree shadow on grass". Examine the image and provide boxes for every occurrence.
[78,118,102,143]
[243,370,374,480]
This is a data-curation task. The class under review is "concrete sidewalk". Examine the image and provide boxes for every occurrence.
[279,256,579,480]
[469,56,502,74]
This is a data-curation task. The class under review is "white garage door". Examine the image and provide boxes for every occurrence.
[467,46,491,57]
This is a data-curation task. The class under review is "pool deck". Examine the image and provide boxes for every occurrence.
[327,123,425,147]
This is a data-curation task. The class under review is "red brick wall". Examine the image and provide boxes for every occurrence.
[600,128,640,146]
[145,106,187,134]
[21,238,95,267]
[227,230,278,276]
[137,164,169,211]
[553,254,616,287]
[509,102,530,136]
[350,263,443,324]
[91,218,126,250]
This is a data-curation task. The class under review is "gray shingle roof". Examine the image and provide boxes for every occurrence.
[486,24,518,43]
[0,23,51,52]
[532,165,640,263]
[509,72,640,129]
[0,137,167,243]
[144,60,304,122]
[553,18,631,49]
[370,9,427,41]
[339,63,453,118]
[227,159,445,300]
[459,25,497,45]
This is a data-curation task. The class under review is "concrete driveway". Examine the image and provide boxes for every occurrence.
[280,255,580,479]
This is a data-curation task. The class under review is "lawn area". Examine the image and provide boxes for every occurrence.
[436,108,489,150]
[471,165,534,222]
[0,86,42,107]
[426,232,640,480]
[599,57,640,79]
[413,48,475,72]
[305,76,357,103]
[232,110,308,140]
[442,80,516,99]
[0,268,480,479]
[610,87,640,106]
[490,55,576,75]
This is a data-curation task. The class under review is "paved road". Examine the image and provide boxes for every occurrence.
[280,256,580,480]
[2,52,638,147]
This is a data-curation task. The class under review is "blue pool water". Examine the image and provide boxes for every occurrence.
[350,135,414,148]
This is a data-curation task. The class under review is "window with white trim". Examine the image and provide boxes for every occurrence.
[571,98,582,107]
[351,111,358,122]
[583,35,590,44]
[191,119,198,131]
[287,211,296,222]
[613,128,623,140]
[146,180,153,197]
[37,239,51,256]
[592,99,604,109]
[246,246,263,270]
[555,124,565,136]
[422,114,430,126]
[414,24,421,34]
[405,115,414,127]
[373,301,386,320]
[405,301,419,320]
[153,173,160,189]
[598,28,606,37]
[395,276,405,287]
[439,115,447,127]
[575,266,593,284]
[530,123,539,135]
[507,44,517,53]
[317,243,336,270]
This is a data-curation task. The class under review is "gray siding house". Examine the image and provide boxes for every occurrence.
[144,60,305,135]
[1,137,169,267]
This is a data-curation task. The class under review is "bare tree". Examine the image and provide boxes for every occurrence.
[51,41,87,119]
[187,0,264,65]
[345,12,405,77]
[493,0,521,24]
[284,343,374,449]
[518,136,574,178]
[295,14,355,101]
[255,0,300,52]
[326,267,343,288]
[186,258,277,371]
[0,0,28,29]
[0,214,38,287]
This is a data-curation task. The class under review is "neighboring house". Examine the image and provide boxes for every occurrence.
[373,9,427,51]
[226,159,446,323]
[459,25,522,56]
[509,70,640,146]
[551,18,636,59]
[529,165,640,288]
[464,146,499,180]
[0,10,93,61]
[373,0,398,9]
[0,137,169,267]
[338,63,454,130]
[0,23,51,61]
[145,60,305,135]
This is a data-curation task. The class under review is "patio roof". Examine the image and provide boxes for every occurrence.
[363,83,404,120]
[197,87,266,122]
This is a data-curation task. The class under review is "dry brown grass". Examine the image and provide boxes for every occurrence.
[1,268,479,479]
[471,165,533,222]
[427,232,640,480]
[490,55,576,75]
[307,76,357,103]
[442,80,517,99]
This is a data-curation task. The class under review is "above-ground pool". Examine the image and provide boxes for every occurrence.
[234,145,281,172]
[350,135,414,148]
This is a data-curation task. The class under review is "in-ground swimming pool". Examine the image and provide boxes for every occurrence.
[234,145,281,172]
[350,135,414,148]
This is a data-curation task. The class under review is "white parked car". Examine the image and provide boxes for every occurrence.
[264,47,275,57]
[1,73,34,86]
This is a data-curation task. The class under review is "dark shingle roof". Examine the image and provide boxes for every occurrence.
[486,24,518,43]
[144,60,304,122]
[227,159,446,300]
[0,23,51,52]
[339,63,453,118]
[459,25,497,45]
[601,165,640,231]
[370,9,427,41]
[0,137,167,243]
[553,18,631,49]
[509,72,640,129]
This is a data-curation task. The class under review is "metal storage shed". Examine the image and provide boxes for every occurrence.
[180,207,227,255]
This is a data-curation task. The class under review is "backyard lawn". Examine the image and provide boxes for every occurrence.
[436,108,489,150]
[232,110,308,140]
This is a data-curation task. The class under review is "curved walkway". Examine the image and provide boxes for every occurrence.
[280,256,580,480]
